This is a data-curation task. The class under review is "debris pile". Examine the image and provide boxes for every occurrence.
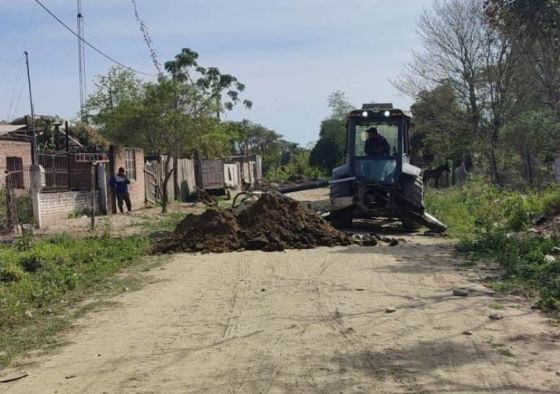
[154,193,352,254]
[532,213,560,236]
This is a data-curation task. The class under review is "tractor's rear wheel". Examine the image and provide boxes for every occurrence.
[398,175,446,233]
[399,175,424,231]
[401,216,422,231]
[400,175,425,213]
[328,206,354,228]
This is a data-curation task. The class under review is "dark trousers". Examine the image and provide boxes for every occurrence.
[117,193,132,212]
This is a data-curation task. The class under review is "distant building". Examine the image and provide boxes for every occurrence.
[0,125,32,191]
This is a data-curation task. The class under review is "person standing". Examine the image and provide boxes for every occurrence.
[110,167,132,213]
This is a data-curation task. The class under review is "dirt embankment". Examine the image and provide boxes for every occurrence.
[154,193,352,254]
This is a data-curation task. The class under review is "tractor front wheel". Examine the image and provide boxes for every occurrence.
[328,206,354,228]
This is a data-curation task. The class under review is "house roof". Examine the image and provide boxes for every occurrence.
[0,124,27,135]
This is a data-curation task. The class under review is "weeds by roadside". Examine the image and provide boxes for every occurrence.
[426,180,560,311]
[0,233,149,366]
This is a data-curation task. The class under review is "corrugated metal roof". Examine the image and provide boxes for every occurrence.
[0,124,26,135]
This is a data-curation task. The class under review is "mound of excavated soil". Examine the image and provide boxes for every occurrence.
[154,193,351,254]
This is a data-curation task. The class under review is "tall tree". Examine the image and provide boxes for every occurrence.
[164,48,252,118]
[309,91,353,173]
[411,84,471,167]
[395,0,517,183]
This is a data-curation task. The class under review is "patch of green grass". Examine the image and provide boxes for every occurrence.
[140,212,185,232]
[0,234,149,366]
[426,179,560,311]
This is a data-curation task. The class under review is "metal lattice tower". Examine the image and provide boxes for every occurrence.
[77,0,86,119]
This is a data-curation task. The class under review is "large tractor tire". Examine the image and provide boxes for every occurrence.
[328,206,354,229]
[401,216,422,231]
[400,175,425,212]
[398,175,446,233]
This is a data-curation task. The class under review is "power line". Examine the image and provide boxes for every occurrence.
[0,54,24,85]
[33,0,155,76]
[0,55,23,64]
[130,0,162,75]
[6,58,25,121]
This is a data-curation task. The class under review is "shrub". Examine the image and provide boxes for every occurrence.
[426,179,560,310]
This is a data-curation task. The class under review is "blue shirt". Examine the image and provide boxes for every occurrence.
[110,174,130,195]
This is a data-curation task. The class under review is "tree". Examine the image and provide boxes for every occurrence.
[309,119,347,173]
[500,109,560,184]
[84,66,143,126]
[224,120,286,174]
[394,0,518,184]
[309,91,353,173]
[327,90,354,120]
[164,48,252,118]
[485,0,560,112]
[411,84,471,167]
[86,49,254,212]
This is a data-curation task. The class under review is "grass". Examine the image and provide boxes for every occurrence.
[426,179,560,311]
[139,211,185,232]
[0,192,34,231]
[0,233,150,367]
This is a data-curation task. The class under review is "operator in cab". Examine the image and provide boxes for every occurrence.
[364,127,390,156]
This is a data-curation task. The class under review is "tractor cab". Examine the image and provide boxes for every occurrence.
[346,104,413,186]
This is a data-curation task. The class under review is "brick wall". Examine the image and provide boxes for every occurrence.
[39,190,101,226]
[110,147,145,212]
[0,139,32,190]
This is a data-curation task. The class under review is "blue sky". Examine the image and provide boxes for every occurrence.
[0,0,432,145]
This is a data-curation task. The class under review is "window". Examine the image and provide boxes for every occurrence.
[124,148,136,180]
[6,157,24,189]
[355,122,399,157]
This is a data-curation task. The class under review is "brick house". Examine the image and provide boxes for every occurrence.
[108,146,145,212]
[0,125,32,192]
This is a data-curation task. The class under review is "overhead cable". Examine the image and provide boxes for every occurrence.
[33,0,155,76]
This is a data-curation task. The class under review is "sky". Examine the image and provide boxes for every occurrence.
[0,0,433,146]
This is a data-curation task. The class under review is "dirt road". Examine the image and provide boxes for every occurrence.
[3,237,560,393]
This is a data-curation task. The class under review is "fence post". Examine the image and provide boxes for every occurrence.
[97,163,108,214]
[90,163,95,230]
[5,181,15,233]
[30,165,45,228]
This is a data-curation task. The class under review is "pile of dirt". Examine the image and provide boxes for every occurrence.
[154,193,351,254]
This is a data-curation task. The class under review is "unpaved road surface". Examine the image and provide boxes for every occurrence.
[3,238,560,393]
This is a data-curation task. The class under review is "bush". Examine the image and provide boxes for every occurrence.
[426,179,560,310]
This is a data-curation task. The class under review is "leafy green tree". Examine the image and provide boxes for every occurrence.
[500,109,560,183]
[327,90,354,120]
[223,120,285,174]
[84,67,143,126]
[485,0,560,112]
[164,48,252,118]
[309,119,347,173]
[309,91,353,173]
[86,49,254,211]
[411,84,472,167]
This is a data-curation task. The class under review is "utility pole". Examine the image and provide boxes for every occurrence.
[24,51,38,165]
[77,0,87,120]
